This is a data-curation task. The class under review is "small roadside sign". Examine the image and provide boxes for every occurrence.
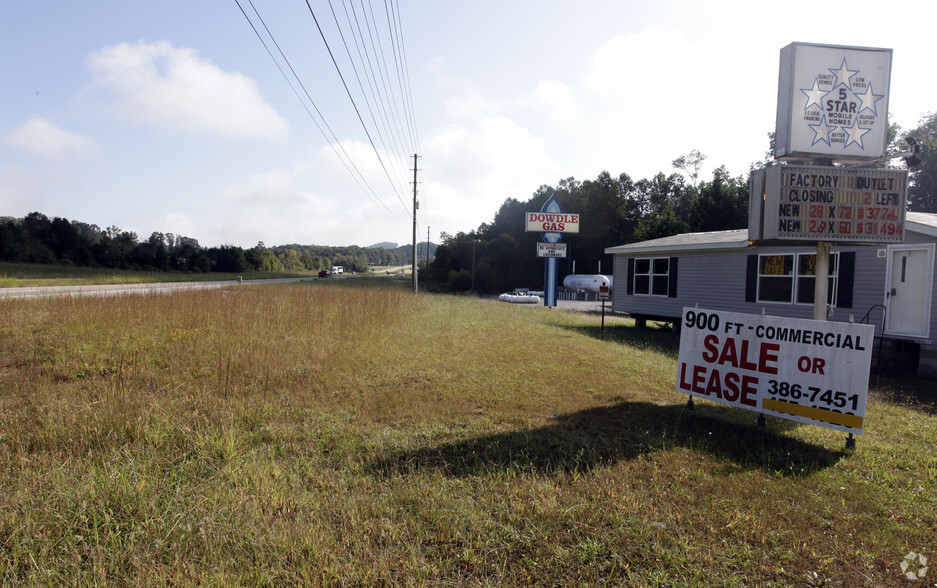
[536,242,567,258]
[598,285,610,301]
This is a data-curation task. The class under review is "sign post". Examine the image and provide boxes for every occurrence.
[526,195,579,307]
[739,42,904,445]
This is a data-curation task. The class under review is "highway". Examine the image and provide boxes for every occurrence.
[0,277,316,299]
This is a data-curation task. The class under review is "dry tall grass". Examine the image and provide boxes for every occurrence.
[0,282,934,585]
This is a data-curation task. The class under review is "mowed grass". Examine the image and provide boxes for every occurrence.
[0,283,934,586]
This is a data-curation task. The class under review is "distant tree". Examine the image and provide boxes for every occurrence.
[633,204,689,242]
[904,112,937,212]
[300,250,316,271]
[208,245,249,273]
[171,236,201,271]
[276,248,305,272]
[672,149,707,188]
[690,167,748,232]
[247,242,281,272]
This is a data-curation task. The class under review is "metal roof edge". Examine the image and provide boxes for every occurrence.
[605,237,750,255]
[907,214,937,239]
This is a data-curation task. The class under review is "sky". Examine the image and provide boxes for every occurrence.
[2,1,936,249]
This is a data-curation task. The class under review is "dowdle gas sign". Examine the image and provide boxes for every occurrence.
[677,307,873,434]
[525,212,580,233]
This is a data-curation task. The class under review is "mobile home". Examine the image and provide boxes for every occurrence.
[605,212,937,377]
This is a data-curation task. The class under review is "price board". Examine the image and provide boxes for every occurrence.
[677,307,874,434]
[754,164,907,243]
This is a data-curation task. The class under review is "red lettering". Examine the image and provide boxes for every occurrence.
[812,357,826,375]
[702,334,719,362]
[723,372,740,402]
[739,339,758,371]
[705,369,723,399]
[758,342,780,375]
[717,337,738,366]
[740,375,758,407]
[692,365,707,394]
[678,363,691,391]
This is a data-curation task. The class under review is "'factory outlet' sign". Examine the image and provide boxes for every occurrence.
[750,164,907,242]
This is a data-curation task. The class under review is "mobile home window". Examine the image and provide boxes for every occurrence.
[757,254,793,303]
[633,257,670,296]
[795,252,838,306]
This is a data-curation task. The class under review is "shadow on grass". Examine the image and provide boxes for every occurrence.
[371,400,846,479]
[870,374,937,415]
[558,322,681,359]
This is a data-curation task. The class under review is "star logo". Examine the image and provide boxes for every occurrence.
[856,83,885,115]
[829,58,859,89]
[808,115,836,147]
[800,79,829,111]
[843,119,871,149]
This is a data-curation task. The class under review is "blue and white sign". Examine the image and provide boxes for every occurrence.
[775,42,892,162]
[539,194,564,307]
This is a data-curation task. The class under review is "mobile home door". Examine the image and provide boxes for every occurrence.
[885,244,935,338]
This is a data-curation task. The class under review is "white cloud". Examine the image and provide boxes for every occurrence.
[580,27,774,180]
[3,117,98,159]
[423,115,557,235]
[86,40,289,140]
[521,80,580,127]
[206,169,336,244]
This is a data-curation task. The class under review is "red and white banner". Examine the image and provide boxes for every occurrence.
[677,307,874,434]
[525,212,579,233]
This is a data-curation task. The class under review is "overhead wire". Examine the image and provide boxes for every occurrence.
[234,0,399,219]
[342,0,412,171]
[235,0,423,241]
[387,0,424,242]
[328,0,411,196]
[385,0,420,156]
[303,0,412,217]
[361,0,413,161]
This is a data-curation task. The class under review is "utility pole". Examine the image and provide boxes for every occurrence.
[426,226,430,268]
[412,154,418,294]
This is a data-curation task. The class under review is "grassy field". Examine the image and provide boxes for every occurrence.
[0,282,934,585]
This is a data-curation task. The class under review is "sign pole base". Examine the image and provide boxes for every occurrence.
[846,433,856,450]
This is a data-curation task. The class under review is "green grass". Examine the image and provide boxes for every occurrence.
[0,283,934,585]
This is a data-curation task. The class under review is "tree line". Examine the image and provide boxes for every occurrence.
[424,112,937,295]
[423,165,748,295]
[0,212,426,274]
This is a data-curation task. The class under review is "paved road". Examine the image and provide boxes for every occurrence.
[0,277,317,299]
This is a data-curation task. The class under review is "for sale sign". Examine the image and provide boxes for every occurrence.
[676,308,873,434]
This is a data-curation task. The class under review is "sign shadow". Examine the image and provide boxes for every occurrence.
[370,400,846,479]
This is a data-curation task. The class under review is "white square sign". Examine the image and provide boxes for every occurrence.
[677,307,874,434]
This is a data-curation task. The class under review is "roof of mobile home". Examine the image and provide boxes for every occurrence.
[604,212,937,255]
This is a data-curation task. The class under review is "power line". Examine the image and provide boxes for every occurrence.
[304,0,411,216]
[327,0,411,193]
[386,0,420,155]
[362,0,413,161]
[234,0,399,219]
